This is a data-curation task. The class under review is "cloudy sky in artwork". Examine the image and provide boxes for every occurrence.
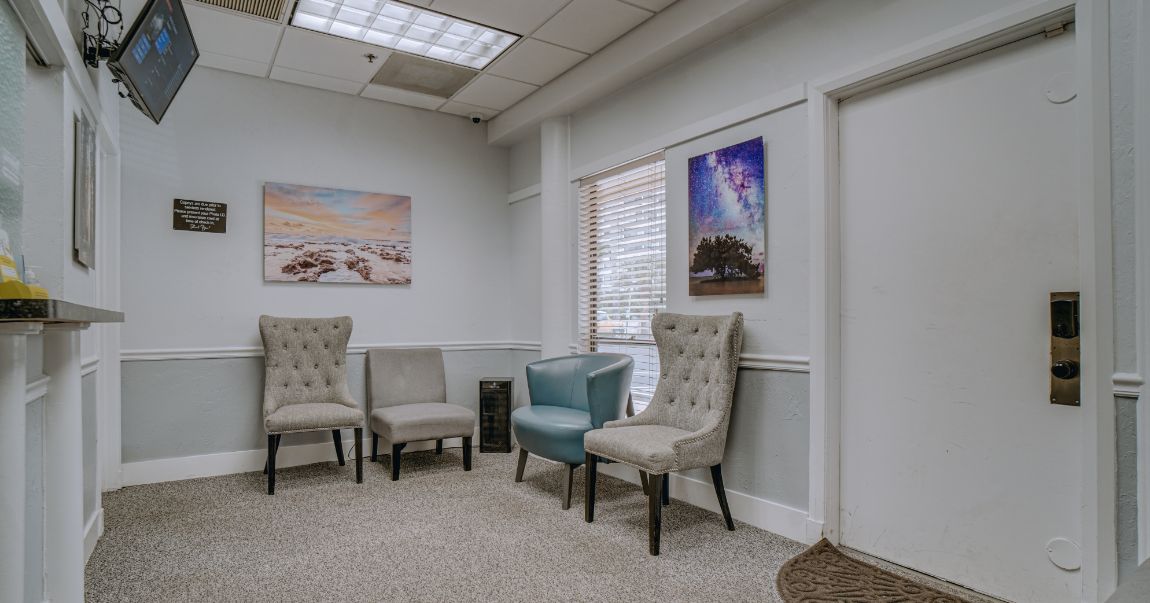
[687,137,765,263]
[264,182,411,241]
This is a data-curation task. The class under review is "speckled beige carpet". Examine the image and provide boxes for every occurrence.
[777,539,974,603]
[87,449,806,602]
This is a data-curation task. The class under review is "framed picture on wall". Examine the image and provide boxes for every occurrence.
[687,136,766,296]
[72,112,96,268]
[263,182,412,284]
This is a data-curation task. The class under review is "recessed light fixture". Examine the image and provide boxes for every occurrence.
[290,0,520,70]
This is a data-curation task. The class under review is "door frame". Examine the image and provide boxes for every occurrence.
[805,1,1117,601]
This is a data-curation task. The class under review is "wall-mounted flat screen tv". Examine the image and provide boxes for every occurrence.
[108,0,198,124]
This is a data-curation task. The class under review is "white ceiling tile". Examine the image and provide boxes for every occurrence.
[361,84,447,110]
[270,66,367,95]
[451,74,537,110]
[195,51,269,78]
[532,0,652,54]
[427,0,568,35]
[274,28,392,83]
[485,38,587,86]
[623,0,677,11]
[184,4,283,63]
[439,100,501,120]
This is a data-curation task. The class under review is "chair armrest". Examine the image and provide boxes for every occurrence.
[585,356,634,428]
[603,408,658,429]
[670,411,728,470]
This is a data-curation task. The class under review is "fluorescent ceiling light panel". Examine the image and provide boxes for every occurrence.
[291,0,519,69]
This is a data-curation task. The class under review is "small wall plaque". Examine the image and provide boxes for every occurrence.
[173,199,227,233]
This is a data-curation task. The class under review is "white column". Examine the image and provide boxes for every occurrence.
[540,116,572,359]
[43,325,86,603]
[0,323,39,603]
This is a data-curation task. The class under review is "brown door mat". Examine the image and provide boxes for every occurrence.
[777,539,975,603]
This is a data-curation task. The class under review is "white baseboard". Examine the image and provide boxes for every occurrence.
[121,435,471,487]
[83,508,103,564]
[597,463,811,544]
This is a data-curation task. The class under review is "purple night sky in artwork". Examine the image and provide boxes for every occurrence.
[688,137,766,275]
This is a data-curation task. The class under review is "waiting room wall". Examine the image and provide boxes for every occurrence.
[118,67,518,475]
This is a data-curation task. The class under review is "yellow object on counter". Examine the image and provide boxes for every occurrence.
[0,255,18,284]
[0,280,33,299]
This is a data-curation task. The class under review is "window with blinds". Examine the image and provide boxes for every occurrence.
[577,152,666,412]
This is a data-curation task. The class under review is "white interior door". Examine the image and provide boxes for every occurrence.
[838,31,1081,603]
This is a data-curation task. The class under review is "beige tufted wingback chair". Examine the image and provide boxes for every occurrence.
[260,315,364,494]
[583,312,744,555]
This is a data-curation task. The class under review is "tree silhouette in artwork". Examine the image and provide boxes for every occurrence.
[690,234,760,280]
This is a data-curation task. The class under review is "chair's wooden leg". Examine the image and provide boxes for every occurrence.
[391,443,405,481]
[435,439,443,454]
[515,447,528,482]
[333,430,345,466]
[648,472,663,555]
[710,464,735,530]
[661,473,670,506]
[561,463,578,510]
[371,432,379,463]
[462,436,472,471]
[585,453,598,523]
[266,435,277,495]
[638,470,650,496]
[354,428,363,484]
[265,434,281,474]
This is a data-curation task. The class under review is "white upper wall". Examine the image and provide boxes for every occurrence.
[568,0,1011,172]
[120,66,510,352]
[505,0,1024,359]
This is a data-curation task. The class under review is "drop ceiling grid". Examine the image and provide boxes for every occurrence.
[182,0,669,118]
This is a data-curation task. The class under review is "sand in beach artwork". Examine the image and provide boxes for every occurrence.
[264,182,411,284]
[687,137,765,296]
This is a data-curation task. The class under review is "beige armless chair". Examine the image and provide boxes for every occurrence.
[367,348,476,480]
[260,315,364,495]
[583,312,744,555]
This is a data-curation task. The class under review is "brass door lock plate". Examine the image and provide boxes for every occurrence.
[1050,292,1080,406]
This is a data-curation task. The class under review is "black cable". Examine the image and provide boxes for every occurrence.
[81,0,123,68]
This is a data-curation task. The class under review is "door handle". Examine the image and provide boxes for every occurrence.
[1051,360,1078,380]
[1049,292,1080,406]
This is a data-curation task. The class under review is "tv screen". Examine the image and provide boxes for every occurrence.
[109,0,198,124]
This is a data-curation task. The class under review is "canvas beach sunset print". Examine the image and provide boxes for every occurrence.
[688,137,765,296]
[264,182,412,284]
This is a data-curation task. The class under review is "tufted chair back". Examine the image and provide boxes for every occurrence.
[646,312,744,435]
[259,315,356,417]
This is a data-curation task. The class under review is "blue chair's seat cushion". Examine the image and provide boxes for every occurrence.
[512,405,593,465]
[584,425,692,474]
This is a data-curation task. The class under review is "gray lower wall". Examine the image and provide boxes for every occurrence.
[679,369,809,510]
[122,349,812,512]
[1118,396,1140,582]
[82,373,98,522]
[122,349,522,462]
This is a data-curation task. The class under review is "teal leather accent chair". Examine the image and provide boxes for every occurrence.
[512,353,633,509]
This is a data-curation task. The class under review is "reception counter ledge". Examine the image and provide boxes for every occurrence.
[0,300,123,603]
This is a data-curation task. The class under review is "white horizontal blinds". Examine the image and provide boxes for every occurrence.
[578,152,666,411]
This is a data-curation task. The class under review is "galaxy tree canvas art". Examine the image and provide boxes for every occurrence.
[264,182,412,284]
[687,137,766,296]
